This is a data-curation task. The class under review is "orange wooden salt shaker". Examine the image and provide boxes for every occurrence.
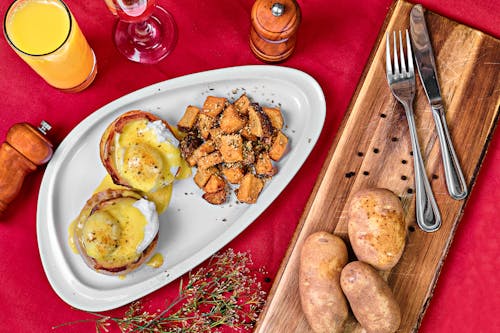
[250,0,301,62]
[0,121,53,217]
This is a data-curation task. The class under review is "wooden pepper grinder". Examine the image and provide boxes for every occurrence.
[0,121,53,217]
[250,0,301,62]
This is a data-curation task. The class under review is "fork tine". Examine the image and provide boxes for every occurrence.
[406,29,414,74]
[385,32,392,76]
[399,31,407,74]
[393,31,399,75]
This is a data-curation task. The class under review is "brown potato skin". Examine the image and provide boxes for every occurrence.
[348,188,406,270]
[340,261,401,333]
[299,231,349,333]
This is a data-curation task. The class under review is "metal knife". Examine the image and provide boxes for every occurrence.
[410,4,468,200]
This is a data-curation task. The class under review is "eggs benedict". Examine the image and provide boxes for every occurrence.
[100,110,190,213]
[73,189,159,275]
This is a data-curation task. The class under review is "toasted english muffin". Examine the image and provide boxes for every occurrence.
[99,110,191,213]
[73,189,159,275]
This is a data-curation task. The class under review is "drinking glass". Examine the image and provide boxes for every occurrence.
[104,0,178,64]
[4,0,97,92]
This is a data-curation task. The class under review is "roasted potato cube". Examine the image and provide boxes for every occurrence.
[262,107,284,130]
[255,153,276,177]
[203,189,227,205]
[177,105,200,131]
[234,94,251,115]
[202,96,227,118]
[219,134,243,163]
[240,126,258,141]
[248,105,272,138]
[269,131,288,161]
[208,127,223,148]
[222,164,245,184]
[194,167,217,188]
[220,104,247,133]
[237,173,264,204]
[204,174,226,193]
[197,151,223,169]
[186,140,216,166]
[197,113,216,139]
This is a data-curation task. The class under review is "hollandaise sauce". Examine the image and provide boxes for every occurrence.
[114,119,191,194]
[68,219,79,254]
[78,197,153,269]
[96,174,174,214]
[146,253,164,268]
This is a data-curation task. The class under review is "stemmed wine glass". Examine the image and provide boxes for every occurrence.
[104,0,177,64]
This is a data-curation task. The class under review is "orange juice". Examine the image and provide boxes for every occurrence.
[4,0,97,91]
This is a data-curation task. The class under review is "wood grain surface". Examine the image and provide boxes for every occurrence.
[254,0,500,332]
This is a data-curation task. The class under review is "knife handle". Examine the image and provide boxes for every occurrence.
[431,104,468,200]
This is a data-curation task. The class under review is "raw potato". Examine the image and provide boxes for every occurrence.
[348,188,406,270]
[340,261,401,333]
[299,231,349,333]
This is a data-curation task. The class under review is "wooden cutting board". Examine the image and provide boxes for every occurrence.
[255,1,500,332]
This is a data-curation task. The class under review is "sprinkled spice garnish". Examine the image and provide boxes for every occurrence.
[54,249,267,333]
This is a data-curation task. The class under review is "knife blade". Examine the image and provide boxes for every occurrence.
[410,4,468,200]
[410,5,442,105]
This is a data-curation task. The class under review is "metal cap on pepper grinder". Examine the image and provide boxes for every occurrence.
[250,0,301,63]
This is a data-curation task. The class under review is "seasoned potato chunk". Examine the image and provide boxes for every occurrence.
[240,126,258,141]
[248,105,272,138]
[193,167,217,189]
[237,173,264,203]
[202,96,227,118]
[204,174,226,193]
[206,127,221,147]
[269,131,288,161]
[262,107,284,130]
[177,105,200,131]
[220,104,247,133]
[186,140,216,167]
[203,189,227,205]
[255,153,276,177]
[219,134,243,163]
[234,93,251,115]
[222,164,245,184]
[177,93,289,205]
[197,113,216,139]
[197,151,223,169]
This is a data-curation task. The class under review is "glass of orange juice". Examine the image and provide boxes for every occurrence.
[3,0,97,92]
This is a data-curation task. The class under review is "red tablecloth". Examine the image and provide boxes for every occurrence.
[0,0,498,332]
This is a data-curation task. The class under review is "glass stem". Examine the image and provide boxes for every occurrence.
[130,19,155,45]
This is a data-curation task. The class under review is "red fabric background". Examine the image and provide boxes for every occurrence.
[0,0,498,332]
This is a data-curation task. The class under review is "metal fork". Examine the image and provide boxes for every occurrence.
[386,30,441,232]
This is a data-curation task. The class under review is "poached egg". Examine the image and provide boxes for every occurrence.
[73,189,160,274]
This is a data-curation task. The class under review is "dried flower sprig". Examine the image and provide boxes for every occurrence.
[54,249,267,333]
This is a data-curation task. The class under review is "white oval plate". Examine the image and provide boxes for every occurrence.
[36,65,326,311]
